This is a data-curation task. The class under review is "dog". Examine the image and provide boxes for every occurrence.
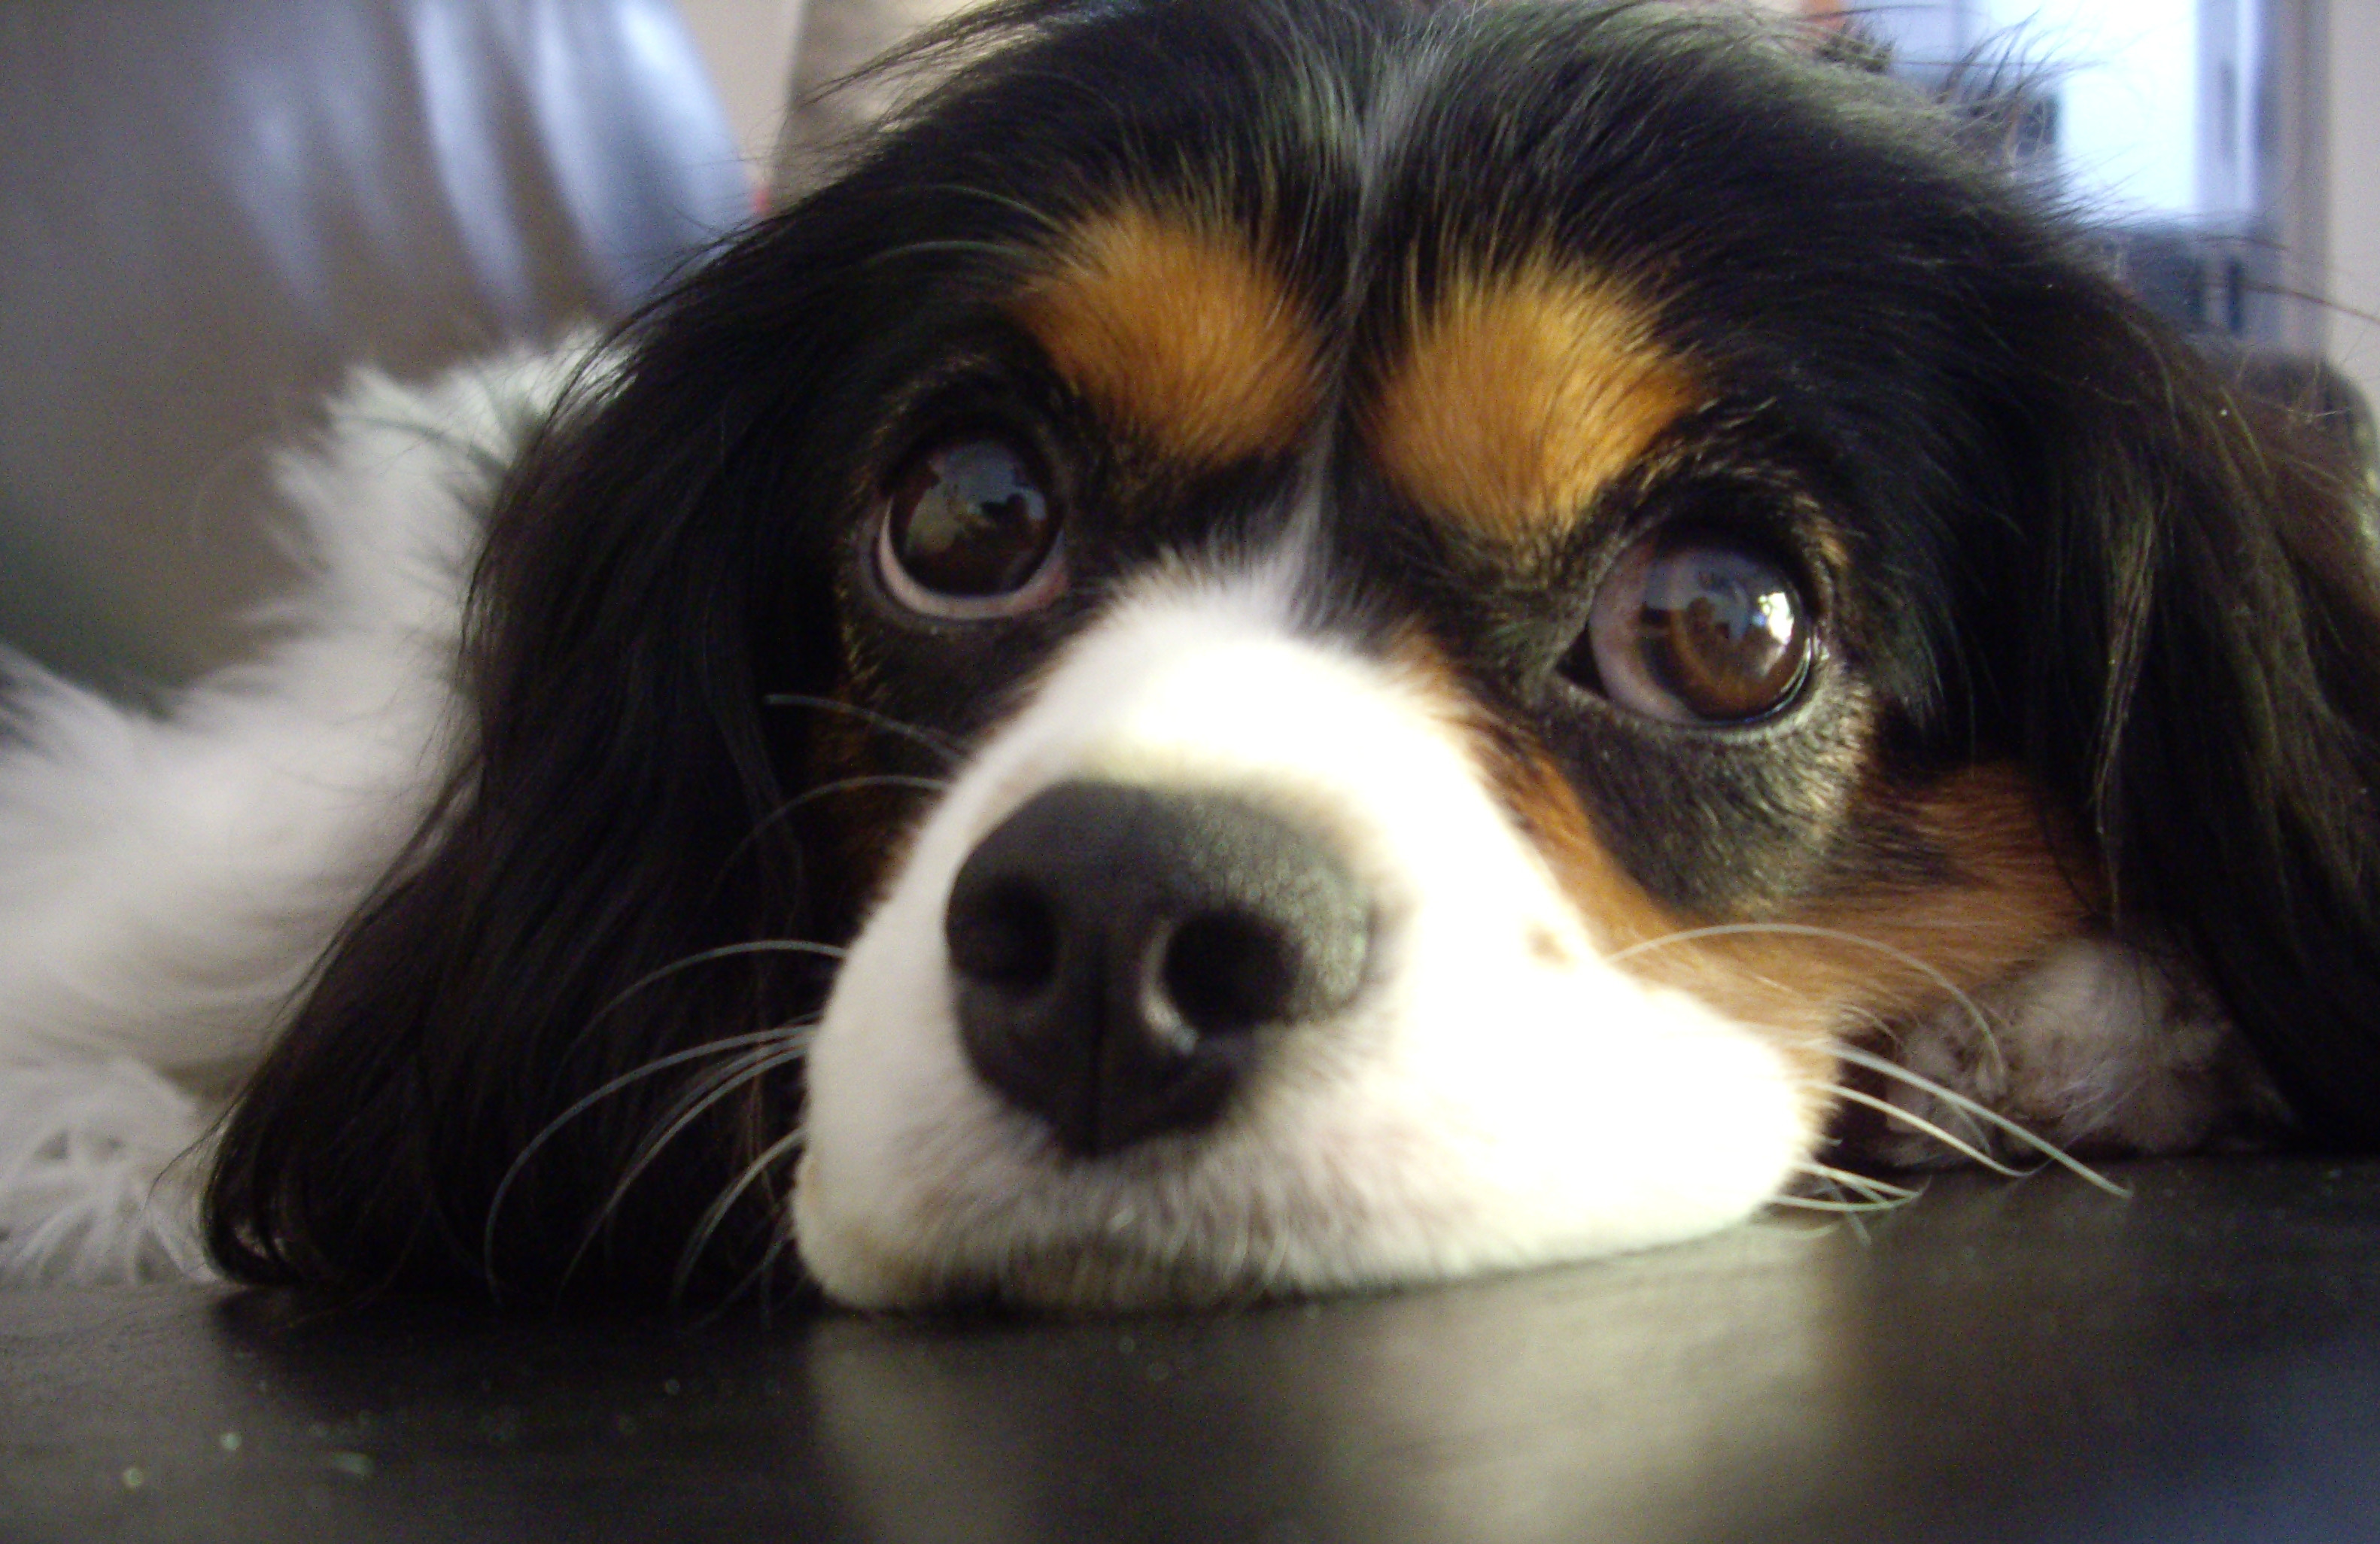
[3,0,2376,1309]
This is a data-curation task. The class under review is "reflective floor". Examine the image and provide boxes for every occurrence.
[8,1158,2379,1543]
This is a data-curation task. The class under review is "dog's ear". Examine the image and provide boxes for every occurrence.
[204,302,859,1305]
[1996,284,2380,1146]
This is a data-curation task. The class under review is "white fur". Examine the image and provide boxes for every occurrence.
[1866,935,2282,1166]
[0,1057,212,1282]
[795,550,1814,1310]
[0,345,594,1284]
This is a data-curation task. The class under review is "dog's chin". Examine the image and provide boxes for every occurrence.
[795,931,1816,1314]
[795,1119,1806,1317]
[791,976,1810,1315]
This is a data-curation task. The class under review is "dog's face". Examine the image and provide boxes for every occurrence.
[207,0,2380,1309]
[783,41,2088,1302]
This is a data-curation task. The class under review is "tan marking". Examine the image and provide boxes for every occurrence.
[1468,704,2091,1122]
[1826,764,2102,1001]
[1700,765,2102,1040]
[1370,263,1698,543]
[1572,766,2087,1026]
[1488,743,1843,1120]
[1015,204,1321,464]
[1387,626,1688,960]
[1491,746,1695,959]
[1392,631,2090,1152]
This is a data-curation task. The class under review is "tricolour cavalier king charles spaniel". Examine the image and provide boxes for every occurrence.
[4,0,2377,1308]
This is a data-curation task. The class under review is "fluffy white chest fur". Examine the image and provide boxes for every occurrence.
[0,351,575,1282]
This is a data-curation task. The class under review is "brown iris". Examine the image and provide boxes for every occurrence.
[877,437,1065,618]
[1579,533,1811,724]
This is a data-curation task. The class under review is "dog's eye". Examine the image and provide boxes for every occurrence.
[1570,533,1812,724]
[877,437,1065,619]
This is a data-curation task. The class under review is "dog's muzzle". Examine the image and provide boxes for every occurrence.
[796,582,1812,1310]
[945,781,1372,1156]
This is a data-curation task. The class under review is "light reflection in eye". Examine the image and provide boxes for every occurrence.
[877,437,1066,620]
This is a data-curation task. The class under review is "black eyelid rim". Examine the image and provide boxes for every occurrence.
[1582,388,1860,606]
[1568,467,1841,646]
[864,360,1079,570]
[868,435,1071,623]
[1549,439,1844,730]
[864,324,1090,497]
[881,421,1059,509]
[878,394,1069,500]
[1559,654,1830,744]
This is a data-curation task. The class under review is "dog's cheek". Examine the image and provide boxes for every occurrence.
[792,733,1031,1308]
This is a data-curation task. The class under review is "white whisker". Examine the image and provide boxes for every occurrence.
[1831,1001,1999,1151]
[1605,920,2011,1082]
[762,693,962,764]
[558,1032,817,1289]
[670,1123,810,1304]
[587,940,847,1029]
[482,1022,813,1298]
[782,774,951,809]
[1768,1192,1910,1215]
[754,774,952,838]
[1832,1044,2131,1197]
[1798,1166,1866,1239]
[698,1219,799,1321]
[1790,1159,1920,1203]
[1813,1081,2035,1177]
[728,775,953,868]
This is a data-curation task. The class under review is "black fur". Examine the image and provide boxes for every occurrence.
[205,0,2380,1305]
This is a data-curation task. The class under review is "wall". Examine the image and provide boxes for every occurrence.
[2324,0,2380,410]
[670,0,808,184]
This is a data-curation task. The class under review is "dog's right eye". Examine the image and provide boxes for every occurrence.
[876,436,1066,619]
[1566,528,1813,725]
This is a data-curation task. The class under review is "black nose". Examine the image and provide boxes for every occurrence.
[944,781,1372,1158]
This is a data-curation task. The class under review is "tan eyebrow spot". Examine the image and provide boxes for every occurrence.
[1014,204,1321,464]
[1370,263,1698,542]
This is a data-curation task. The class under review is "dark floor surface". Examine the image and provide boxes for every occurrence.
[8,1157,2380,1543]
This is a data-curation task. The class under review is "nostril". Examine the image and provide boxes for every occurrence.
[947,878,1060,989]
[945,780,1375,1157]
[1156,910,1299,1038]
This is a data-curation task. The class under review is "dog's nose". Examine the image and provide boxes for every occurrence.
[944,781,1372,1157]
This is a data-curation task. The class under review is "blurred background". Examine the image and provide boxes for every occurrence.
[2,0,2374,691]
[1833,0,2378,415]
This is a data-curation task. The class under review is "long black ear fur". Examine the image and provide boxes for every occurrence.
[2004,286,2380,1146]
[196,0,1132,1308]
[203,251,865,1305]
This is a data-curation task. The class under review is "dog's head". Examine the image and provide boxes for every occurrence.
[207,0,2380,1309]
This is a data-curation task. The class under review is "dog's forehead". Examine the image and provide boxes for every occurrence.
[1011,203,1326,468]
[1360,260,1698,545]
[962,6,1910,544]
[1008,193,1698,546]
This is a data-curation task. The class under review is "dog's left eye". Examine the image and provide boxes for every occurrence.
[1568,531,1813,724]
[876,436,1066,619]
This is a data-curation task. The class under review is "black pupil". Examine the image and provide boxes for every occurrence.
[1638,547,1805,719]
[889,440,1054,597]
